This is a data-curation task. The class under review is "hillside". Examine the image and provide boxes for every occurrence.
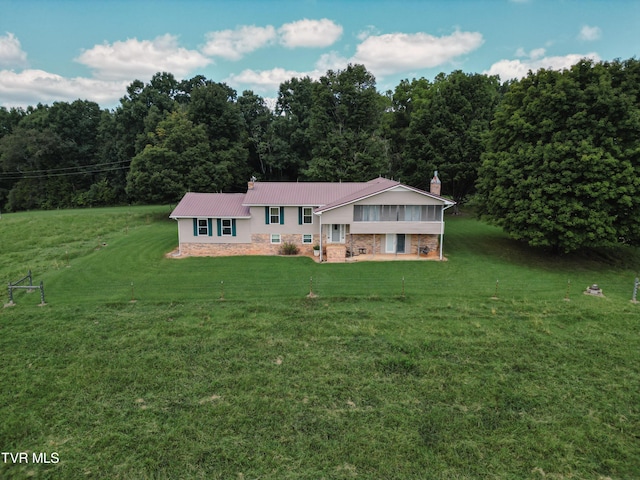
[1,207,639,479]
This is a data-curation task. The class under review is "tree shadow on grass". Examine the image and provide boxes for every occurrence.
[446,215,640,274]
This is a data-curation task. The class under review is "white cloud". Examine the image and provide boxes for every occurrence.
[226,52,352,93]
[356,25,380,41]
[579,25,602,41]
[314,51,350,72]
[351,30,484,76]
[226,67,310,93]
[75,34,212,81]
[229,28,485,94]
[201,25,276,60]
[0,32,28,68]
[0,69,128,108]
[278,18,343,48]
[485,51,601,80]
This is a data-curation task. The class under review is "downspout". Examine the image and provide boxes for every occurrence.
[440,203,455,260]
[318,213,323,263]
[172,216,181,256]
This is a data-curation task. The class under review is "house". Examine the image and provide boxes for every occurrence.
[169,173,455,262]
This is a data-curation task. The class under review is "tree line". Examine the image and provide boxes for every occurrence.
[1,59,639,253]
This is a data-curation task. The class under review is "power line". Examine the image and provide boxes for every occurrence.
[1,159,130,175]
[0,161,131,180]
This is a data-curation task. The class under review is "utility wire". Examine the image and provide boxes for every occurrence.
[0,162,130,180]
[1,159,130,175]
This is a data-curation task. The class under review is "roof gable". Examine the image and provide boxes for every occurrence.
[315,181,454,213]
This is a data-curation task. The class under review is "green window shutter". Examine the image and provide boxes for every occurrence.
[298,207,302,225]
[193,218,198,237]
[232,219,237,237]
[208,218,213,236]
[265,206,269,224]
[216,219,222,236]
[280,207,285,225]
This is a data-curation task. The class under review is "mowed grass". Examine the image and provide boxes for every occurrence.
[1,207,639,479]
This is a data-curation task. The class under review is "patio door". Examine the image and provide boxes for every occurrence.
[385,234,406,253]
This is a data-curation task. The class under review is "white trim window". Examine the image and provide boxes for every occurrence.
[197,218,209,236]
[302,207,313,224]
[270,233,281,244]
[302,234,313,244]
[221,219,233,236]
[269,207,280,225]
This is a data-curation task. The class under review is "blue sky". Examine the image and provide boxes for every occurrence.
[0,0,638,109]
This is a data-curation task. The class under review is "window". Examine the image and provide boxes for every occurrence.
[353,205,443,222]
[302,234,313,244]
[380,205,396,221]
[198,218,209,235]
[302,207,313,224]
[405,205,421,221]
[270,233,281,244]
[269,207,280,225]
[353,205,380,221]
[221,219,232,236]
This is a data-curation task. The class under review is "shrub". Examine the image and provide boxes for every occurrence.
[279,242,299,255]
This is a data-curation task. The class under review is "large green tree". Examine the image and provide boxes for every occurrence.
[126,111,221,204]
[187,81,249,190]
[304,64,389,181]
[0,101,104,210]
[477,59,640,252]
[395,71,501,204]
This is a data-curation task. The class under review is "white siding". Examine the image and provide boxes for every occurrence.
[177,218,252,244]
[248,206,318,235]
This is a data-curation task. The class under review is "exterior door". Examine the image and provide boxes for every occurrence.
[330,224,345,243]
[396,234,406,253]
[385,234,406,253]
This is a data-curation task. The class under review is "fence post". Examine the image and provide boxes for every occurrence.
[39,281,46,305]
[564,280,571,301]
[307,276,317,298]
[632,277,639,304]
[492,280,499,299]
[7,282,13,304]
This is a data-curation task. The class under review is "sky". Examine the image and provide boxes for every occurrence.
[0,0,638,110]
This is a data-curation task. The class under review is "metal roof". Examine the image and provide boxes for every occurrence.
[169,192,250,218]
[242,181,376,206]
[170,178,455,218]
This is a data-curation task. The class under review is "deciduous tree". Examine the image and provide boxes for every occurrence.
[477,59,640,252]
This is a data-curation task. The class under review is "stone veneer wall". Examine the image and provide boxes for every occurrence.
[325,244,347,263]
[179,234,319,257]
[346,234,439,256]
[178,233,440,259]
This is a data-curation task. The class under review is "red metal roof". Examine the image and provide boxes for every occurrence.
[170,192,250,218]
[242,181,370,206]
[170,178,454,218]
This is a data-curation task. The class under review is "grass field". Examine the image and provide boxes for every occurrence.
[1,206,639,479]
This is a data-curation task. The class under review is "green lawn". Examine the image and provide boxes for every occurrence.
[1,207,639,479]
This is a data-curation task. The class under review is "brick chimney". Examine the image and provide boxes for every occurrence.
[248,176,256,190]
[430,171,441,196]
